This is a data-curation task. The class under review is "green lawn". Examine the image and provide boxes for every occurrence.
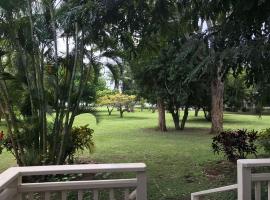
[0,110,269,199]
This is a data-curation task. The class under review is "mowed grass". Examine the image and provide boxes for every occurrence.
[0,109,270,199]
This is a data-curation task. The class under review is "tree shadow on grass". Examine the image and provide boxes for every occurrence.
[188,117,210,123]
[189,115,261,126]
[141,127,211,136]
[225,111,270,116]
[188,118,212,127]
[99,114,149,121]
[178,127,210,134]
[121,115,150,120]
[223,118,259,125]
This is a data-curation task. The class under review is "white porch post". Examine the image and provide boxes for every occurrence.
[237,160,252,200]
[136,171,147,200]
[16,176,22,200]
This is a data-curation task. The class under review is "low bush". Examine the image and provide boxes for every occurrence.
[65,125,95,163]
[212,129,258,163]
[258,128,270,154]
[0,125,95,165]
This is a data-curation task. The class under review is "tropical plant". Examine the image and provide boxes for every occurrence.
[0,0,114,165]
[212,129,258,163]
[65,125,94,163]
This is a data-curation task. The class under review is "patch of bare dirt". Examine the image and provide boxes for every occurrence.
[203,160,236,181]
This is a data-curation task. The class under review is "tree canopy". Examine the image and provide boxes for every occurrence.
[0,0,270,166]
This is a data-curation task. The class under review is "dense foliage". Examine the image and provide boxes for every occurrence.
[0,0,270,166]
[212,130,258,163]
[132,34,212,130]
[224,73,254,112]
[66,125,94,163]
[0,0,120,165]
[258,129,270,155]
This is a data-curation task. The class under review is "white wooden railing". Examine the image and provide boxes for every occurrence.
[191,159,270,200]
[0,163,147,200]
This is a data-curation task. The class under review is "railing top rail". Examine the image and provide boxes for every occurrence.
[0,168,20,191]
[17,163,146,176]
[238,159,270,167]
[191,184,238,197]
[0,163,146,191]
[19,179,138,192]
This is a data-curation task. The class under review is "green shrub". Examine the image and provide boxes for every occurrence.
[258,128,270,154]
[66,125,95,163]
[212,129,258,163]
[0,124,95,165]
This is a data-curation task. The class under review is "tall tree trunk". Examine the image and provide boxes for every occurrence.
[194,108,199,117]
[120,111,124,118]
[57,22,79,164]
[180,106,189,130]
[152,105,156,113]
[210,76,224,134]
[119,104,125,118]
[107,106,113,115]
[171,111,180,130]
[49,0,61,161]
[206,19,225,134]
[203,107,212,121]
[157,98,167,132]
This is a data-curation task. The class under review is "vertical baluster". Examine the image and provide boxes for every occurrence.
[28,192,34,200]
[268,181,270,200]
[78,190,83,200]
[255,182,261,200]
[109,189,115,200]
[61,191,67,200]
[93,190,98,200]
[191,196,200,200]
[124,189,129,200]
[44,192,50,200]
[129,190,136,200]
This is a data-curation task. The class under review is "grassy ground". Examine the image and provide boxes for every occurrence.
[0,109,270,199]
